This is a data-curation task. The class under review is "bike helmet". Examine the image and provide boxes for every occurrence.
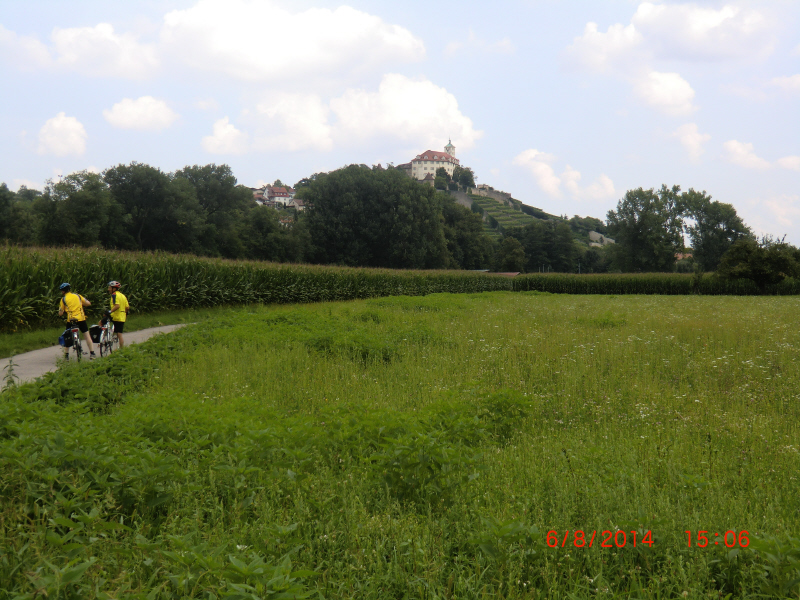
[107,280,121,289]
[59,282,71,291]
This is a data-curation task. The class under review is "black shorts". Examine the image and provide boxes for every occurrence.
[112,320,125,333]
[69,320,89,333]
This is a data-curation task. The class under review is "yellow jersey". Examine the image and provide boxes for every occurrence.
[60,292,87,322]
[109,291,129,322]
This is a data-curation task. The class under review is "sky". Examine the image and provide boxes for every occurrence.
[1,0,798,243]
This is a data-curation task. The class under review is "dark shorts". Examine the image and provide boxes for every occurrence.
[69,320,89,333]
[112,320,124,333]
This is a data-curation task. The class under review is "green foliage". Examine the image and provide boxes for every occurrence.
[505,220,577,273]
[606,185,685,272]
[303,164,450,268]
[683,189,753,271]
[716,237,800,290]
[495,236,526,272]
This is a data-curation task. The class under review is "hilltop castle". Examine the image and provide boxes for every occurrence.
[397,140,459,184]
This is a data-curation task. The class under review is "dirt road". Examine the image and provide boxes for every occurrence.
[0,324,186,385]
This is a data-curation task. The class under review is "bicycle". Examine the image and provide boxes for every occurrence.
[99,320,118,357]
[65,320,83,362]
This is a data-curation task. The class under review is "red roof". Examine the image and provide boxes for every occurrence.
[412,150,458,163]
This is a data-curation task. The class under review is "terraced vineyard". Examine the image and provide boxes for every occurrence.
[470,195,553,234]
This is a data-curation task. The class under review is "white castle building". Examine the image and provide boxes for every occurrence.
[399,140,460,182]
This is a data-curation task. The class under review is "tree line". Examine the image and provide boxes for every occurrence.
[2,163,798,284]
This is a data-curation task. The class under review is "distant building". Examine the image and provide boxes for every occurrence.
[409,140,460,181]
[266,186,291,205]
[251,186,266,203]
[287,198,306,211]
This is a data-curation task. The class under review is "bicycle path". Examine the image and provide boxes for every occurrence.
[1,324,186,386]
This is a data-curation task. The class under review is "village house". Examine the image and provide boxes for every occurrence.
[266,186,293,206]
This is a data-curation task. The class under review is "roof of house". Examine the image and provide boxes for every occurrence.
[267,186,290,196]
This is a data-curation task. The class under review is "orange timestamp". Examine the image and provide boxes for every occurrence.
[546,530,654,549]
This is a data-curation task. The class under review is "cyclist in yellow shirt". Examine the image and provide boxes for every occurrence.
[58,282,96,359]
[101,280,129,348]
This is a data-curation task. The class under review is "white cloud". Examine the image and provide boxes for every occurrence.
[160,0,424,82]
[51,23,158,78]
[255,93,332,152]
[777,156,800,171]
[194,98,219,111]
[631,2,774,61]
[330,74,482,151]
[561,165,616,201]
[634,71,696,115]
[103,96,179,131]
[444,30,513,58]
[771,74,800,93]
[673,123,710,161]
[37,113,87,157]
[513,150,562,197]
[0,24,51,69]
[513,150,615,201]
[565,21,643,72]
[202,117,248,154]
[723,140,771,170]
[12,179,42,192]
[758,195,800,231]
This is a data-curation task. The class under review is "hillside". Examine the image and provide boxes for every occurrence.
[454,188,607,245]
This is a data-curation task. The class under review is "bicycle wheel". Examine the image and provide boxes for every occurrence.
[74,333,82,362]
[99,330,108,357]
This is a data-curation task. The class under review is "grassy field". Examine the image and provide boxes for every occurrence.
[2,292,799,598]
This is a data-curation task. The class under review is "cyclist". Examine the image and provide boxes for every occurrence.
[58,282,96,359]
[101,280,129,348]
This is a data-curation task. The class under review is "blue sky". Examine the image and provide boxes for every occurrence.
[2,0,798,242]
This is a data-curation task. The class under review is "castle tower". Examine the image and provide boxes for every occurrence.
[445,139,455,158]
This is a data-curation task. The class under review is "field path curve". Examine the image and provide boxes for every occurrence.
[1,324,186,385]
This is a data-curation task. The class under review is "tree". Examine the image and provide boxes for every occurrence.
[33,171,121,247]
[435,167,450,182]
[0,183,15,240]
[304,165,449,269]
[717,237,799,289]
[453,166,475,190]
[104,162,205,252]
[505,220,578,273]
[683,189,752,271]
[434,175,447,190]
[173,164,253,257]
[495,236,526,272]
[606,185,684,272]
[439,193,492,269]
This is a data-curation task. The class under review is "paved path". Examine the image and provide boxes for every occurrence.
[1,324,186,385]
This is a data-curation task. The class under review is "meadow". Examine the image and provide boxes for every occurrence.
[1,291,800,598]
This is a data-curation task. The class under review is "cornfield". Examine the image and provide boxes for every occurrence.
[0,246,512,331]
[3,245,798,332]
[513,272,800,295]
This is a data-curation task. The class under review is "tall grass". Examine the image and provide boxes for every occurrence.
[2,292,799,598]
